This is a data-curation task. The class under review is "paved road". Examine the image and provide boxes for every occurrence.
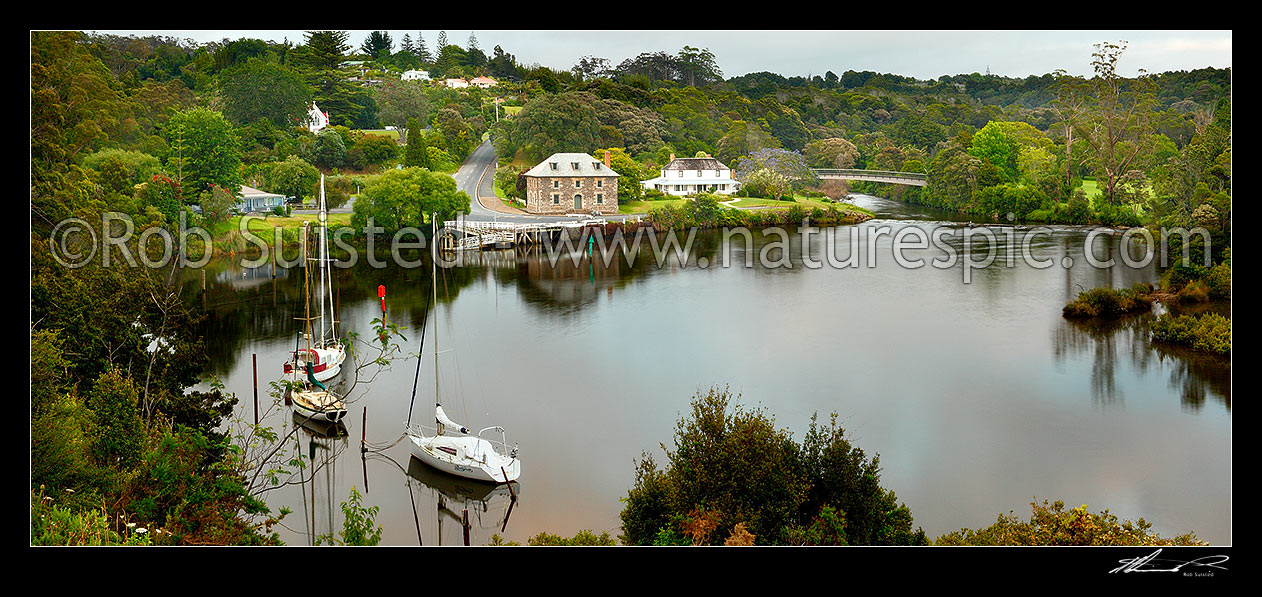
[456,140,633,224]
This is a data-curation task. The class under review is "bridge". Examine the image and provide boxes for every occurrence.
[813,169,927,187]
[442,218,608,250]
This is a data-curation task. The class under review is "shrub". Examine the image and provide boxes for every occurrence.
[1151,312,1230,356]
[1176,280,1210,303]
[936,499,1206,546]
[619,387,925,546]
[1062,285,1153,318]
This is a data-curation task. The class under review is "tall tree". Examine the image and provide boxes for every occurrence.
[436,31,448,51]
[360,31,393,61]
[298,31,373,128]
[1049,69,1090,199]
[373,79,431,132]
[676,46,722,87]
[416,32,431,65]
[1074,41,1158,205]
[219,60,311,128]
[164,107,243,196]
[467,31,480,52]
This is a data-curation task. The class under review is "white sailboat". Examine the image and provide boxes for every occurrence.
[288,237,347,424]
[285,175,346,382]
[407,216,521,484]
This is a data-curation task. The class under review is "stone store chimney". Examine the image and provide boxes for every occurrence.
[604,150,611,168]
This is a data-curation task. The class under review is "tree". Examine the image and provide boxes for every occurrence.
[968,121,1051,184]
[356,134,400,166]
[619,387,926,545]
[803,138,859,169]
[494,92,602,163]
[1049,70,1090,199]
[373,79,430,132]
[309,129,347,169]
[1074,42,1159,205]
[403,118,430,169]
[198,184,238,225]
[415,32,431,65]
[350,167,470,232]
[436,107,472,161]
[298,31,374,128]
[467,31,480,52]
[359,31,392,61]
[164,107,242,195]
[591,147,643,203]
[572,55,611,81]
[219,60,311,128]
[268,155,320,204]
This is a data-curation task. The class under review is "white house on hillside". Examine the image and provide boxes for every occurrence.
[445,78,469,88]
[641,154,741,195]
[402,69,431,81]
[307,102,329,133]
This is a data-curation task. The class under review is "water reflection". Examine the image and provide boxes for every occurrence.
[291,413,350,545]
[404,457,520,546]
[1054,311,1230,411]
[187,193,1230,545]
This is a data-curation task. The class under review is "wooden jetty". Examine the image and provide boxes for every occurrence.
[441,218,609,251]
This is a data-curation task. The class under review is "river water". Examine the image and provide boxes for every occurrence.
[188,194,1231,545]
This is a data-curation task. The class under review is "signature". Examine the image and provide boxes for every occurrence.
[1109,549,1229,574]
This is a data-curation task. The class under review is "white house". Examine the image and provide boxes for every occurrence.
[237,186,287,213]
[641,154,740,195]
[402,69,431,81]
[307,102,329,133]
[444,78,469,89]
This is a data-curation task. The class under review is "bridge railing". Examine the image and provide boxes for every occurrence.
[813,169,927,184]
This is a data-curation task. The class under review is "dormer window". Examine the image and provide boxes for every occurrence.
[677,170,683,177]
[593,162,602,170]
[571,162,579,170]
[549,162,557,171]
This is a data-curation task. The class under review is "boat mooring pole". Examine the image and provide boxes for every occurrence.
[252,353,259,425]
[462,509,470,546]
[501,467,517,501]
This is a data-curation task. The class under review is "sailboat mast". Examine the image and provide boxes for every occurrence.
[319,175,327,343]
[303,224,313,372]
[432,213,442,436]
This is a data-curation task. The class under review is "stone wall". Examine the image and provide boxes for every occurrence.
[525,176,619,215]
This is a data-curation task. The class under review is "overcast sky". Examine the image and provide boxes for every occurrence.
[92,30,1232,80]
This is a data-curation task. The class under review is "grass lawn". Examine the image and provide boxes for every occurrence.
[359,129,400,142]
[618,195,873,216]
[1076,178,1154,200]
[503,106,522,116]
[618,198,689,214]
[227,212,355,236]
[731,195,866,212]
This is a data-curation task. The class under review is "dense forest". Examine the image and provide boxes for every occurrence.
[30,30,1230,545]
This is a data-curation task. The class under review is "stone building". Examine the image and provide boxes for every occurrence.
[522,152,620,215]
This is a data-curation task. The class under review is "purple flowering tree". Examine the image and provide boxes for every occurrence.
[732,148,815,191]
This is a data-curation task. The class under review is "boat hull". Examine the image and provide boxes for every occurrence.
[283,345,346,382]
[408,434,520,484]
[290,389,347,423]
